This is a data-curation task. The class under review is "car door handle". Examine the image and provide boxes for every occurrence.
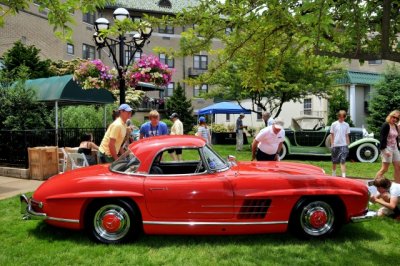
[149,187,168,191]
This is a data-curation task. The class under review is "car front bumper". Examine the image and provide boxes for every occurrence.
[350,210,376,222]
[20,194,47,220]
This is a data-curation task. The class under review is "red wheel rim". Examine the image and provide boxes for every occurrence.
[309,210,328,228]
[102,213,122,233]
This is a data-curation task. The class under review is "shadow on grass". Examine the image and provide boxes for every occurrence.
[28,220,382,247]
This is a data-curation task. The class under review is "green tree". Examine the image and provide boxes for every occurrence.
[0,41,51,83]
[60,105,116,128]
[0,0,111,40]
[166,83,195,133]
[327,88,354,126]
[0,82,53,130]
[367,65,400,137]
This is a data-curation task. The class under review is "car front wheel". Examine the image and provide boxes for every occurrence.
[355,143,379,163]
[289,199,341,239]
[85,199,141,244]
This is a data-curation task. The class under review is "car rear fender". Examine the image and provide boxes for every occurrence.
[348,138,380,149]
[46,191,144,200]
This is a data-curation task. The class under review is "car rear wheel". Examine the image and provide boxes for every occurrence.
[289,199,341,239]
[85,199,141,244]
[279,143,288,160]
[355,143,379,163]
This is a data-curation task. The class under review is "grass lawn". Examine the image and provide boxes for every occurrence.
[1,144,399,265]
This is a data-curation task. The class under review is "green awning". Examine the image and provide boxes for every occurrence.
[336,70,383,85]
[25,75,115,105]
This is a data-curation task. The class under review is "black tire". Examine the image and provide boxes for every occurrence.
[289,198,342,239]
[85,199,142,244]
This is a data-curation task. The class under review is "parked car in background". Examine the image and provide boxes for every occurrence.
[21,135,372,244]
[280,116,380,162]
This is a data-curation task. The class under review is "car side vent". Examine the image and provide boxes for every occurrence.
[238,199,271,219]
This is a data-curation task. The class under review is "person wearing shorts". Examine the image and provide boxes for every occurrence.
[370,176,400,219]
[376,110,400,183]
[330,110,350,177]
[168,113,183,161]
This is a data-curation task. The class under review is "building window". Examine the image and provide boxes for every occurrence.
[159,53,174,67]
[82,44,95,59]
[257,106,262,120]
[226,113,230,122]
[132,16,141,23]
[304,98,312,115]
[158,0,172,8]
[194,55,208,70]
[67,44,74,55]
[125,50,142,65]
[368,59,382,65]
[83,12,96,24]
[194,84,208,97]
[166,82,175,97]
[159,25,174,34]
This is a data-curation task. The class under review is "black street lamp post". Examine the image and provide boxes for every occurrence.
[93,8,152,104]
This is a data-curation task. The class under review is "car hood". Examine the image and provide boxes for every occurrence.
[233,161,326,176]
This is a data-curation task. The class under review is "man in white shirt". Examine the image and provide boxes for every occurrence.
[251,117,285,161]
[370,176,400,219]
[330,110,350,177]
[169,113,184,161]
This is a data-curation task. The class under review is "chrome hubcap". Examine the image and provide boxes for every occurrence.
[94,204,130,241]
[300,201,334,236]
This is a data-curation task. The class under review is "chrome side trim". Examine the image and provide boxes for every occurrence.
[47,217,80,223]
[143,221,288,226]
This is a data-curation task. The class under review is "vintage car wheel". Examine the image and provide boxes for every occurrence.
[279,144,288,160]
[289,199,341,239]
[85,199,141,244]
[355,143,379,163]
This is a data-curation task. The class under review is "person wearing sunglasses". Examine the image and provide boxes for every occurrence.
[376,110,400,182]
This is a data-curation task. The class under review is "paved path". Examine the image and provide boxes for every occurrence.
[0,176,44,200]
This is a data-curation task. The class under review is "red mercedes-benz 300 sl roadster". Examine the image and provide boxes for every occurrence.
[21,135,372,244]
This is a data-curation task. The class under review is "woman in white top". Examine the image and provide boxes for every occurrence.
[195,116,211,145]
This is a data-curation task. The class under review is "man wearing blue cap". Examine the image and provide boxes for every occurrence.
[98,103,132,163]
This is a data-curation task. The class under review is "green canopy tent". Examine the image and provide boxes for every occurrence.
[25,75,115,140]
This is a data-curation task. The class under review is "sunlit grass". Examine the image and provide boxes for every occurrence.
[1,195,399,266]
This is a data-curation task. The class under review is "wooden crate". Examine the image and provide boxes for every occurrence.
[28,146,59,180]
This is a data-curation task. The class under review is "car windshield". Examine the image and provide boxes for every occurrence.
[110,150,140,174]
[202,145,229,171]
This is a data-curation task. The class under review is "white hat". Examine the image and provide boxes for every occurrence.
[273,117,284,129]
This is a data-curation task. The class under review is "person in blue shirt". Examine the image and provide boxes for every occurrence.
[139,110,169,139]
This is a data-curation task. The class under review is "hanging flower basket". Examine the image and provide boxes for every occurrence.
[125,54,174,88]
[73,59,118,90]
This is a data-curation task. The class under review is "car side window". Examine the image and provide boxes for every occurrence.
[110,150,140,174]
[149,148,205,175]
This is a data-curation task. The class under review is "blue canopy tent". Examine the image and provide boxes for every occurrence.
[197,102,252,142]
[197,101,251,115]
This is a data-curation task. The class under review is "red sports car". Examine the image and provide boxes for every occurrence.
[21,135,372,244]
